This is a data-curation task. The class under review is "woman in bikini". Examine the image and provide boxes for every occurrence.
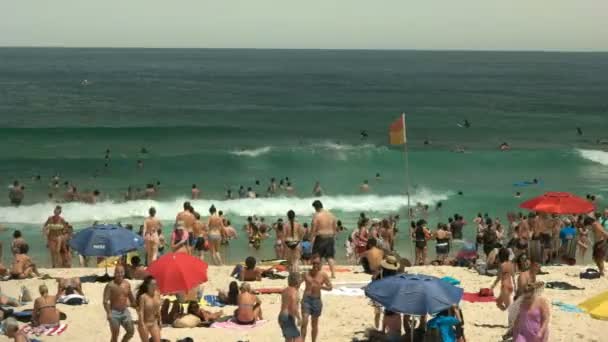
[32,284,60,327]
[283,210,305,272]
[492,248,515,311]
[143,207,161,265]
[136,276,162,342]
[43,206,69,268]
[354,221,369,259]
[206,205,225,265]
[235,282,262,325]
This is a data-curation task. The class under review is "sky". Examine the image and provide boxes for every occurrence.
[1,0,607,51]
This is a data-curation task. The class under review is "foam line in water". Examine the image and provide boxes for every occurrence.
[577,149,608,166]
[0,188,450,224]
[229,146,273,157]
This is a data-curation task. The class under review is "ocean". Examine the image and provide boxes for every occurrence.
[0,48,607,266]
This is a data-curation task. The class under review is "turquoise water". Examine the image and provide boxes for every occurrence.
[0,48,607,265]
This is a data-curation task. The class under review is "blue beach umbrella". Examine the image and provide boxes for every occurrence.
[69,224,143,257]
[364,273,463,316]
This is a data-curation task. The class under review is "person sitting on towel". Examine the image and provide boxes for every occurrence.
[32,284,60,327]
[359,238,384,275]
[230,256,263,281]
[234,282,263,325]
[3,317,41,342]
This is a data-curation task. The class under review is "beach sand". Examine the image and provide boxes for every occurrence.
[0,265,606,342]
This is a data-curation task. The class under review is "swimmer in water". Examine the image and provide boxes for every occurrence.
[360,180,370,193]
[464,119,471,128]
[137,160,143,169]
[515,191,521,198]
[360,130,369,139]
[500,142,511,151]
[375,173,381,181]
[312,181,323,197]
[577,127,583,136]
[140,147,148,154]
[191,184,200,199]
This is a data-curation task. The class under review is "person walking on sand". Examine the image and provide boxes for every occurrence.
[284,210,305,273]
[301,254,332,342]
[587,216,608,276]
[136,276,162,342]
[103,265,136,342]
[143,207,161,266]
[279,273,303,342]
[310,200,338,278]
[512,282,550,342]
[43,205,69,268]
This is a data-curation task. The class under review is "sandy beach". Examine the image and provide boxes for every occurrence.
[1,264,606,342]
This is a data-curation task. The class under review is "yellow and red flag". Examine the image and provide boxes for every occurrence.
[389,113,407,145]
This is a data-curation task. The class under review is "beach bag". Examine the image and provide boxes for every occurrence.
[478,288,493,297]
[580,268,601,280]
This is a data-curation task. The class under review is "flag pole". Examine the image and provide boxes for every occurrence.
[401,112,414,263]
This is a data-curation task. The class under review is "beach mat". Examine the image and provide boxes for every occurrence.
[325,287,365,296]
[20,323,68,336]
[462,292,496,303]
[211,319,267,330]
[552,301,584,313]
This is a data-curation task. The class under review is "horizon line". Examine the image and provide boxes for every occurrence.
[0,46,607,53]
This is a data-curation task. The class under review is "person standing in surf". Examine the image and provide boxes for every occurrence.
[312,181,323,197]
[310,200,337,279]
[207,205,226,265]
[143,207,161,266]
[43,205,69,268]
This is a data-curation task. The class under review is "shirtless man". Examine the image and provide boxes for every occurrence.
[192,212,207,260]
[191,184,200,199]
[587,216,608,276]
[143,207,162,265]
[279,273,303,342]
[43,206,69,268]
[301,254,332,342]
[310,200,338,278]
[103,265,136,342]
[537,213,554,264]
[175,202,196,234]
[8,181,24,206]
[360,238,384,275]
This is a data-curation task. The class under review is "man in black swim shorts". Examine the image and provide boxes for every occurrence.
[310,200,337,278]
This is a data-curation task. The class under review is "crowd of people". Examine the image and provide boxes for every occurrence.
[1,193,607,341]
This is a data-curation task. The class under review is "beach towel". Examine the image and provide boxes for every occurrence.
[57,294,89,305]
[462,292,496,303]
[325,287,365,296]
[440,276,461,285]
[203,295,225,307]
[211,319,267,330]
[255,288,283,294]
[545,281,584,290]
[20,323,68,336]
[552,301,584,313]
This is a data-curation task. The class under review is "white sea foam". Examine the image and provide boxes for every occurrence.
[0,188,450,224]
[577,149,608,166]
[229,146,273,157]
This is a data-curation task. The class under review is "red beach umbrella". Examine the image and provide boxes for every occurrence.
[147,252,208,294]
[519,192,595,214]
